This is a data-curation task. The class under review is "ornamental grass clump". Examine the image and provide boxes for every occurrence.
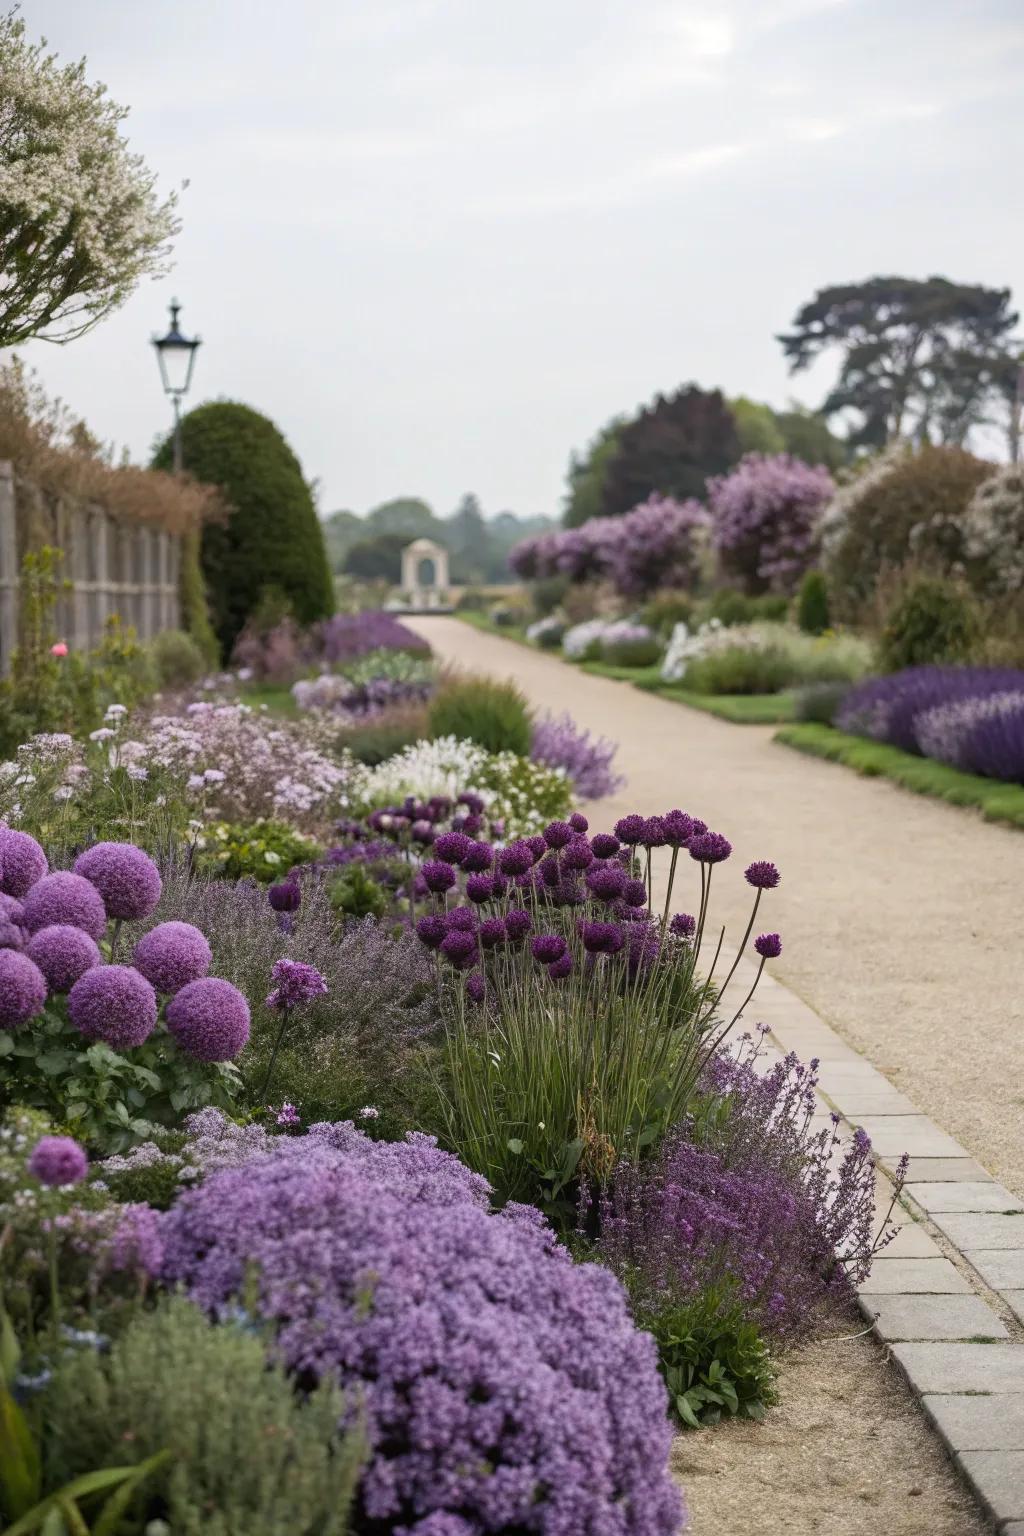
[156,1122,684,1536]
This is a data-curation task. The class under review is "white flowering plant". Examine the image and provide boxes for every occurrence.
[358,736,571,838]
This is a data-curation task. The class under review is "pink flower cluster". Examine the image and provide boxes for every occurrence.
[707,453,834,595]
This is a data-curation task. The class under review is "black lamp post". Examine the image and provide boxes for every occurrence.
[152,299,201,472]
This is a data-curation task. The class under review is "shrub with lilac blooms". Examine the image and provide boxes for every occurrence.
[511,496,709,600]
[318,610,430,663]
[156,1122,684,1536]
[530,711,625,799]
[707,453,834,596]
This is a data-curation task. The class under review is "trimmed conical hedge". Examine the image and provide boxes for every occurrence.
[153,401,334,655]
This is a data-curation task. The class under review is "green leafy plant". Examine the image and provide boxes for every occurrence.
[327,862,391,920]
[600,634,663,668]
[428,674,533,756]
[793,680,849,724]
[149,628,207,689]
[877,571,981,672]
[198,819,319,883]
[796,570,830,634]
[645,1288,777,1429]
[336,705,430,765]
[684,644,793,696]
[641,590,695,637]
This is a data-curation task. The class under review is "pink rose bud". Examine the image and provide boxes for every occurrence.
[50,642,68,657]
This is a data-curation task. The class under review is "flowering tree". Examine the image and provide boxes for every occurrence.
[707,453,835,595]
[510,495,708,599]
[0,12,179,346]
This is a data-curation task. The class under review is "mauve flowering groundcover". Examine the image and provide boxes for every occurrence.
[837,666,1024,783]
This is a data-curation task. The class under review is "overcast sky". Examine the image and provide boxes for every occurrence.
[17,0,1024,520]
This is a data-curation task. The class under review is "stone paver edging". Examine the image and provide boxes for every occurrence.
[749,962,1024,1532]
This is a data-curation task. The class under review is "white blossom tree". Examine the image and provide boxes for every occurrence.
[0,10,180,346]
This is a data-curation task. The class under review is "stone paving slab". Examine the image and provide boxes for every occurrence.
[880,1155,995,1184]
[957,1451,1024,1526]
[859,1258,971,1294]
[966,1251,1024,1290]
[922,1393,1024,1451]
[882,1222,943,1259]
[934,1212,1024,1249]
[1004,1293,1024,1326]
[865,1295,1008,1342]
[908,1181,1021,1213]
[852,1115,968,1159]
[891,1342,1024,1394]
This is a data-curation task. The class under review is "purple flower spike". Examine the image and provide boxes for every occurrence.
[591,833,620,859]
[670,912,696,939]
[421,860,457,894]
[613,815,646,845]
[745,860,781,890]
[543,820,574,850]
[479,916,506,949]
[465,971,485,1004]
[415,914,447,950]
[28,1135,87,1188]
[688,831,732,865]
[504,908,532,943]
[531,933,567,965]
[755,932,782,960]
[548,952,573,980]
[460,841,494,873]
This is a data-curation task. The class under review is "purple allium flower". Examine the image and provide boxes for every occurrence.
[613,815,645,845]
[0,917,25,950]
[590,833,620,859]
[28,1135,87,1187]
[465,971,486,1004]
[570,813,589,832]
[662,810,695,846]
[167,977,251,1061]
[461,814,483,837]
[0,893,24,923]
[440,929,477,968]
[460,841,494,873]
[585,863,627,902]
[73,842,162,921]
[641,816,667,848]
[421,860,457,895]
[268,879,302,913]
[465,873,496,904]
[276,1102,301,1127]
[527,835,549,863]
[497,840,534,877]
[445,906,477,932]
[68,965,158,1049]
[26,924,101,993]
[745,860,781,890]
[579,920,625,956]
[411,819,434,845]
[457,791,486,815]
[670,913,696,939]
[132,922,212,995]
[549,952,573,980]
[433,832,471,865]
[416,914,447,950]
[688,831,732,865]
[504,908,532,943]
[690,818,707,836]
[0,950,47,1027]
[267,959,329,1010]
[562,838,595,871]
[22,872,107,941]
[755,932,782,960]
[0,828,47,898]
[539,854,561,889]
[543,820,574,850]
[479,917,506,949]
[622,878,648,908]
[531,933,568,964]
[554,876,584,907]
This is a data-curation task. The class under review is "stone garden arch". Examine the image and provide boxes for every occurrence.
[401,537,450,609]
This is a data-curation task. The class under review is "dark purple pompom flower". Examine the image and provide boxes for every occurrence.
[613,815,646,845]
[590,833,620,859]
[68,965,158,1049]
[460,841,494,873]
[445,906,477,933]
[641,816,667,848]
[461,814,483,837]
[22,872,107,941]
[440,929,477,968]
[531,933,568,964]
[0,828,47,898]
[755,932,782,960]
[433,832,470,865]
[0,950,47,1027]
[549,952,573,980]
[745,860,781,890]
[27,924,101,993]
[662,810,695,846]
[465,971,486,1004]
[527,835,548,863]
[543,820,574,850]
[457,791,486,815]
[539,854,561,889]
[132,922,212,995]
[28,1135,87,1187]
[504,908,532,943]
[585,862,627,902]
[416,914,447,950]
[268,879,301,913]
[621,878,648,908]
[411,820,434,846]
[670,912,696,939]
[569,812,589,833]
[465,873,496,905]
[497,841,534,877]
[73,842,162,921]
[580,920,625,956]
[167,977,251,1061]
[688,831,732,865]
[267,959,329,1010]
[562,838,595,871]
[421,860,458,895]
[479,916,506,949]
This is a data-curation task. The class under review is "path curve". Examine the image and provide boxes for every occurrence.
[410,617,1023,1197]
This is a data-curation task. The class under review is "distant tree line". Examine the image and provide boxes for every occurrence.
[324,496,555,586]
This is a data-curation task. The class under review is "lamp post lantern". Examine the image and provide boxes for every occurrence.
[152,299,201,472]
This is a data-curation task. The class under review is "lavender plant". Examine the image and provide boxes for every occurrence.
[530,711,625,799]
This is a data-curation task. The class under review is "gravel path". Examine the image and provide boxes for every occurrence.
[410,617,1024,1199]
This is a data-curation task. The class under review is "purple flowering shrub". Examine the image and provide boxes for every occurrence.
[0,831,251,1152]
[530,711,625,799]
[511,497,710,599]
[156,1121,684,1536]
[837,666,1024,783]
[318,610,430,663]
[707,453,834,596]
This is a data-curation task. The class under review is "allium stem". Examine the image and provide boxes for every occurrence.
[259,1008,291,1102]
[660,847,680,932]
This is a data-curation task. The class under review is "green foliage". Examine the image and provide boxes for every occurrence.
[729,397,786,456]
[455,587,488,612]
[684,645,794,696]
[642,1288,777,1429]
[177,528,220,664]
[696,588,790,628]
[650,688,797,724]
[601,634,663,668]
[343,531,408,582]
[198,819,320,883]
[428,675,533,756]
[563,418,626,528]
[150,628,206,690]
[773,404,849,470]
[793,681,849,725]
[153,402,333,655]
[336,706,429,766]
[641,590,695,637]
[321,509,364,572]
[530,574,571,618]
[877,572,981,672]
[327,862,391,921]
[796,570,830,634]
[39,1296,363,1536]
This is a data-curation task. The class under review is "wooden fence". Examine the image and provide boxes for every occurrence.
[0,461,182,674]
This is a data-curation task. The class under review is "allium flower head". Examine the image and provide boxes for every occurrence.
[26,925,101,993]
[613,815,645,845]
[28,1135,87,1187]
[622,878,648,908]
[539,854,561,889]
[590,833,620,859]
[132,922,212,995]
[0,893,24,924]
[548,952,573,980]
[460,840,494,873]
[465,971,485,1004]
[579,920,625,955]
[670,912,696,939]
[662,810,695,846]
[562,838,594,871]
[22,873,107,940]
[68,965,158,1049]
[745,860,781,890]
[415,914,447,950]
[268,879,302,913]
[433,832,471,865]
[570,813,589,832]
[504,908,532,943]
[0,950,48,1027]
[527,835,548,862]
[543,820,574,850]
[641,816,667,848]
[585,862,627,902]
[688,831,732,865]
[73,842,162,921]
[440,929,476,968]
[497,840,534,876]
[411,819,434,845]
[445,906,477,932]
[755,932,782,959]
[0,917,24,951]
[266,959,329,1011]
[457,791,485,814]
[0,828,48,898]
[421,860,457,894]
[531,933,567,965]
[167,977,252,1061]
[465,873,496,904]
[479,916,506,949]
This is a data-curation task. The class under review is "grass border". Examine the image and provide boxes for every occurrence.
[774,722,1024,830]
